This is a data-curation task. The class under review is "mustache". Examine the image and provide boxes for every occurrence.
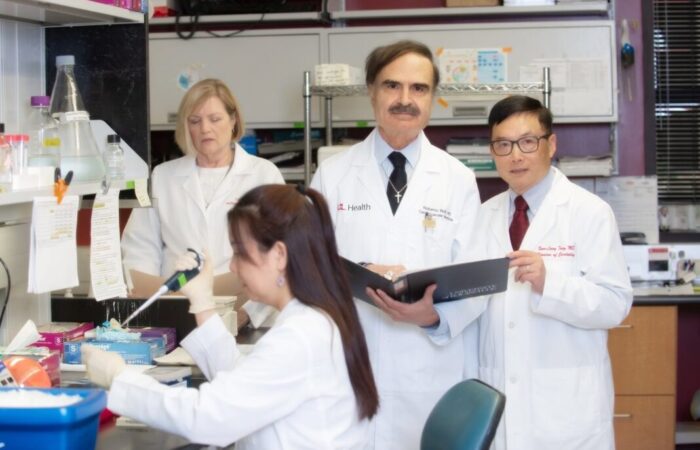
[389,104,420,116]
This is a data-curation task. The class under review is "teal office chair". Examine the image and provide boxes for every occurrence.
[420,379,506,450]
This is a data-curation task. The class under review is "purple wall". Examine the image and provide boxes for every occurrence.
[615,0,646,175]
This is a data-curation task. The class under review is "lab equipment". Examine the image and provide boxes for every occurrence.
[0,387,106,450]
[622,243,700,294]
[27,95,61,169]
[8,135,29,179]
[0,124,11,190]
[121,248,203,328]
[49,55,105,182]
[103,134,125,180]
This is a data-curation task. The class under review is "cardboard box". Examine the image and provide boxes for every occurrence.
[445,0,501,6]
[63,336,166,365]
[129,326,177,353]
[32,322,95,355]
[314,64,364,86]
[0,387,106,450]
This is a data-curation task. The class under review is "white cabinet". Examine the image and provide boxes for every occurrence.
[149,30,323,129]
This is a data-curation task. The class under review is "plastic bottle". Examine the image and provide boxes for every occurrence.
[103,134,125,180]
[7,135,29,179]
[26,96,60,169]
[0,124,11,190]
[49,55,105,182]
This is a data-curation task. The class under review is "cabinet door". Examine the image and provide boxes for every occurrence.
[614,395,675,450]
[149,31,322,129]
[608,305,677,395]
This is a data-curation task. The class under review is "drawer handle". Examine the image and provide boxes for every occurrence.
[614,413,633,419]
[613,324,633,329]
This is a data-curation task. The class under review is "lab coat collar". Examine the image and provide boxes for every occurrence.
[352,129,439,218]
[180,144,254,214]
[488,167,573,251]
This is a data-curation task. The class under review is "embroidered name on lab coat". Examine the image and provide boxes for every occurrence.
[337,202,371,212]
[538,245,576,258]
[418,206,454,222]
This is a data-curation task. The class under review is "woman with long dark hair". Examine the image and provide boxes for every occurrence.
[83,184,379,449]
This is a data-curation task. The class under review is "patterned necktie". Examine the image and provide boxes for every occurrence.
[509,195,529,250]
[387,152,407,215]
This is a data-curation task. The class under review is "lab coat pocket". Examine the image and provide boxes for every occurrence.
[423,221,453,267]
[531,365,606,439]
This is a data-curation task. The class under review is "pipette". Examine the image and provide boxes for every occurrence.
[121,249,203,328]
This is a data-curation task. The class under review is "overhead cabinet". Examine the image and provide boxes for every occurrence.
[149,31,324,129]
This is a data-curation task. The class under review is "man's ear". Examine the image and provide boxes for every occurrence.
[547,133,557,159]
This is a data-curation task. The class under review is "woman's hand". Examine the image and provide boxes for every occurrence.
[175,251,216,314]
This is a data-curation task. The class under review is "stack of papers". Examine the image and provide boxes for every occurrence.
[446,139,495,172]
[556,155,613,176]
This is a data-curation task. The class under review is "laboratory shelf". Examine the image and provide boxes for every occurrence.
[0,179,135,208]
[0,0,144,25]
[149,11,320,25]
[331,2,609,20]
[310,81,548,98]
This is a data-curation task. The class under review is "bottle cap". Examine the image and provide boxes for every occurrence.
[55,55,75,67]
[107,134,121,144]
[7,135,29,142]
[30,96,50,107]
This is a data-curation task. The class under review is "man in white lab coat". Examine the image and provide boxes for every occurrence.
[479,95,633,450]
[311,40,485,450]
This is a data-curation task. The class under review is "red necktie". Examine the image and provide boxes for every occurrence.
[509,195,529,250]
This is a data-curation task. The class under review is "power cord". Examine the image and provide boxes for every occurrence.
[0,256,11,329]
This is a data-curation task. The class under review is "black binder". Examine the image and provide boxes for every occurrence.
[342,257,509,305]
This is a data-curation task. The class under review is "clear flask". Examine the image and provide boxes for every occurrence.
[103,134,125,180]
[49,55,105,182]
[27,95,60,169]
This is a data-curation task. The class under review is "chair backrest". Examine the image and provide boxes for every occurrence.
[420,378,506,450]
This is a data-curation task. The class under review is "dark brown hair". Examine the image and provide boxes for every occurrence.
[228,184,379,420]
[365,40,440,89]
[488,95,553,134]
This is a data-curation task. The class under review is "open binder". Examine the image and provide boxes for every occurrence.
[342,257,509,305]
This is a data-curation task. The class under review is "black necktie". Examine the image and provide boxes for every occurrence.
[509,195,529,250]
[387,152,407,215]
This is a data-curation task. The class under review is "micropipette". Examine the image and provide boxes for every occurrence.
[121,249,203,328]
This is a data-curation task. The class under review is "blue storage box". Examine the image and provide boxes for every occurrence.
[0,387,106,450]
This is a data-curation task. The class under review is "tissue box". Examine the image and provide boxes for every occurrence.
[32,322,95,355]
[129,326,177,353]
[314,64,364,86]
[0,387,106,450]
[63,336,166,365]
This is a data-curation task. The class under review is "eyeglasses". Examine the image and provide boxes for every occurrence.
[489,134,552,156]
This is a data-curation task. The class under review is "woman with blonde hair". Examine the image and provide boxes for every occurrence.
[121,78,283,325]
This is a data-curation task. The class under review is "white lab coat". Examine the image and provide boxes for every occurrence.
[121,145,283,324]
[311,129,486,450]
[477,168,633,450]
[107,300,370,449]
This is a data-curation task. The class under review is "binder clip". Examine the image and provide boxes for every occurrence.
[53,167,73,205]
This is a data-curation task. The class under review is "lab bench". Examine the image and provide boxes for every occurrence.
[60,325,268,450]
